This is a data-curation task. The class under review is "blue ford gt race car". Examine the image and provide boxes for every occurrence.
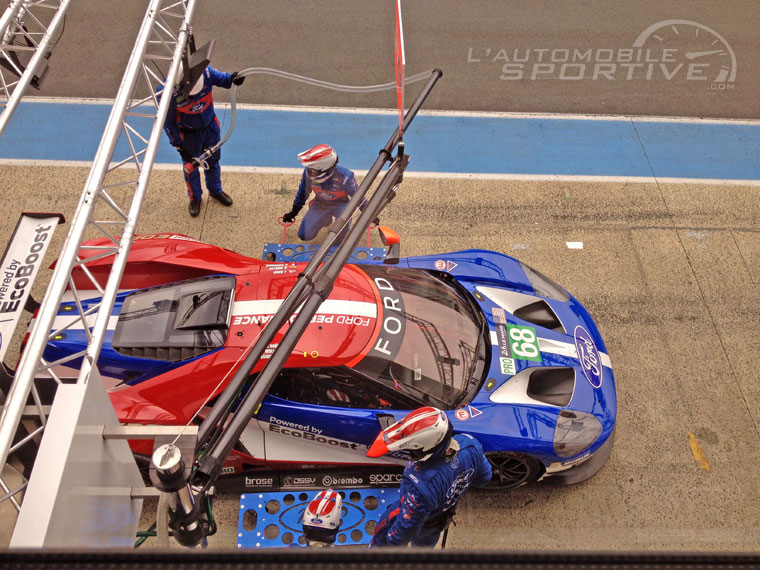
[40,231,616,488]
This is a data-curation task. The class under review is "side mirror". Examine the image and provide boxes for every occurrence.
[377,226,400,246]
[377,226,401,264]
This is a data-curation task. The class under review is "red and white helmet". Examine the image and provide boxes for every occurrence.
[302,489,343,545]
[367,407,451,461]
[298,144,338,183]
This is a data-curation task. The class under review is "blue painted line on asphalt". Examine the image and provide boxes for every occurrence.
[2,100,760,180]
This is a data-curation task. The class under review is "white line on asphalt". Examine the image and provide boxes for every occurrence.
[18,96,760,125]
[4,158,760,186]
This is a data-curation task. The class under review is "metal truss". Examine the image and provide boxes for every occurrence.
[0,0,71,137]
[0,0,197,517]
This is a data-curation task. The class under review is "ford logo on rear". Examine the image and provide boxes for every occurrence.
[574,326,602,388]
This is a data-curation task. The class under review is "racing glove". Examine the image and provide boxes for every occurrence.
[282,205,302,223]
[231,71,245,86]
[173,145,193,164]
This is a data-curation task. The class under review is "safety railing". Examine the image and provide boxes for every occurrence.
[0,0,72,137]
[0,0,197,521]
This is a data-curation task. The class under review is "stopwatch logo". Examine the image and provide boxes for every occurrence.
[632,20,736,85]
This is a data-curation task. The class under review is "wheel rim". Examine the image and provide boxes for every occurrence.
[487,453,533,488]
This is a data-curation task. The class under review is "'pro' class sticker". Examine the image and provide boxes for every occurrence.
[499,357,515,375]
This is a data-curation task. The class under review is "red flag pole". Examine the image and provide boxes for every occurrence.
[394,0,406,155]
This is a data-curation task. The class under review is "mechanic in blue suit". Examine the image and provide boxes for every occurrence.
[162,65,245,217]
[282,144,368,242]
[366,406,493,548]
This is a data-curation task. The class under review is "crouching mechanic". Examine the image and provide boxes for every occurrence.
[301,489,343,547]
[282,145,369,242]
[367,407,492,548]
[162,65,245,217]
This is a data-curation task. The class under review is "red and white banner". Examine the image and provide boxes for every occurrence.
[394,0,406,137]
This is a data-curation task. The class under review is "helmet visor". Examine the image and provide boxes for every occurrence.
[303,524,339,545]
[306,165,335,183]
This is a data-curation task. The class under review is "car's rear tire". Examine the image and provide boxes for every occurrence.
[485,452,543,489]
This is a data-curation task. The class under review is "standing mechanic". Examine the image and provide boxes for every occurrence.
[367,406,492,548]
[163,65,245,217]
[282,144,368,242]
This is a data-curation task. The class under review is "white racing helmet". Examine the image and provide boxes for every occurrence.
[298,144,338,183]
[302,489,343,545]
[367,406,452,462]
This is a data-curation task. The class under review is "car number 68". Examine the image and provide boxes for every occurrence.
[509,325,540,360]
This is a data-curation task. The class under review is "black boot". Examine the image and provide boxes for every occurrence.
[210,191,233,206]
[189,199,201,217]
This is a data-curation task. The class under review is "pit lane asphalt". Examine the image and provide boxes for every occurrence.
[1,0,760,552]
[0,165,758,551]
[34,0,760,119]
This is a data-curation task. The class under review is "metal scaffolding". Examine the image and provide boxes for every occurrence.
[0,0,196,535]
[0,0,72,137]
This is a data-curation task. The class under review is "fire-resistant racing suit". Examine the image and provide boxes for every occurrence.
[369,433,493,547]
[162,66,233,201]
[291,166,360,241]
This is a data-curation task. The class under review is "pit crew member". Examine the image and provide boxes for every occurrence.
[282,145,368,242]
[162,65,244,217]
[367,407,492,548]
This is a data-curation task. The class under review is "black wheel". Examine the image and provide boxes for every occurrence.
[485,452,543,489]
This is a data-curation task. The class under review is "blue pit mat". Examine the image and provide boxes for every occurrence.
[262,243,388,264]
[237,487,400,548]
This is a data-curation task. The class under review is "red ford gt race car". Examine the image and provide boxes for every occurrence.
[40,232,616,488]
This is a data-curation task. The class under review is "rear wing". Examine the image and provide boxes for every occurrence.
[0,213,65,365]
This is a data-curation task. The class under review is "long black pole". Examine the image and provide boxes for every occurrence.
[195,69,442,449]
[195,154,409,487]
